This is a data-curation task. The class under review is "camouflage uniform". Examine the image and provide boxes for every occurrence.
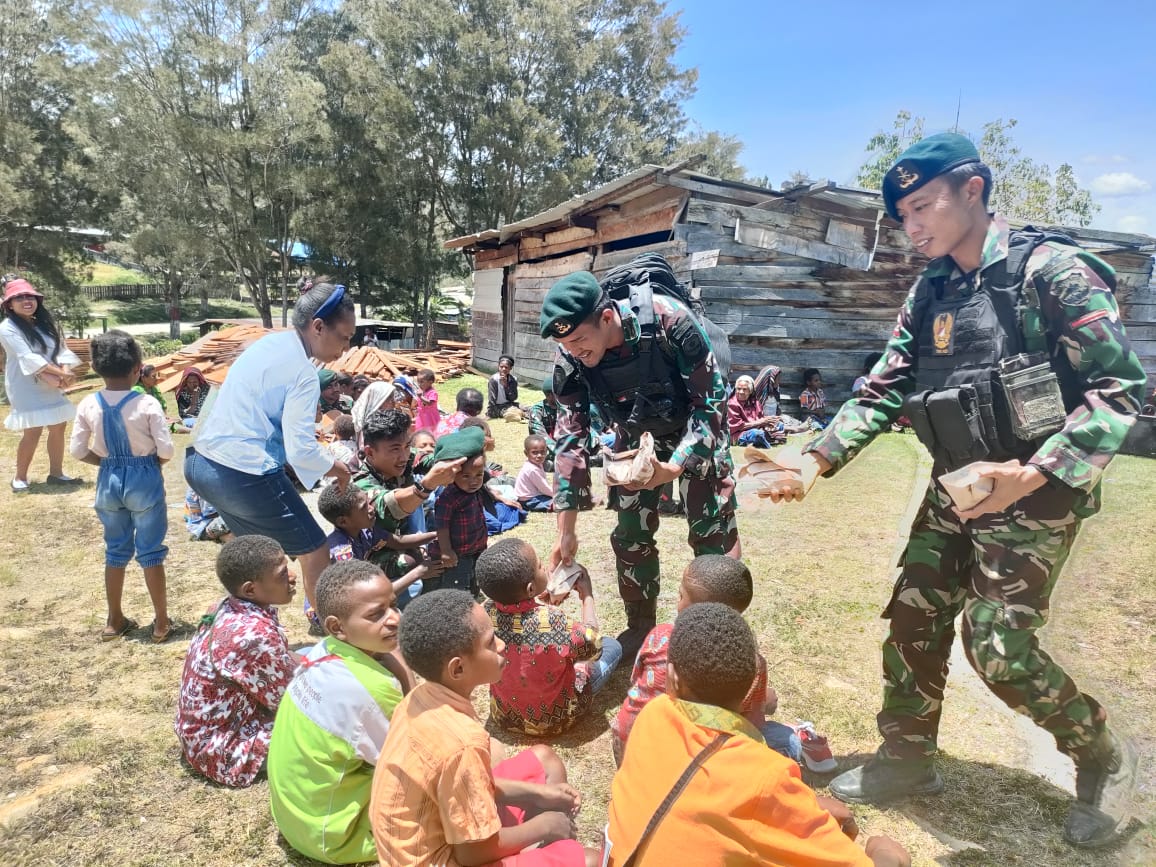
[806,216,1146,763]
[554,295,738,602]
[352,456,419,580]
[526,399,558,454]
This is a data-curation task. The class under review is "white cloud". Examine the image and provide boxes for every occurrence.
[1082,154,1129,165]
[1089,172,1151,197]
[1116,215,1149,234]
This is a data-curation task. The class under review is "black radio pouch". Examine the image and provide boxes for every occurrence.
[904,387,991,468]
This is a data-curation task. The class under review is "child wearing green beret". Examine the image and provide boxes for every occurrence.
[428,428,489,597]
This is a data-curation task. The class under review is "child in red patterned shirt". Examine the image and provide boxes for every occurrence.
[610,554,801,767]
[478,538,623,736]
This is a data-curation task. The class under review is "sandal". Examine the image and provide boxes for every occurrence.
[100,617,138,642]
[150,622,174,644]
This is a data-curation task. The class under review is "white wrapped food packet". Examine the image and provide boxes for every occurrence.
[937,465,995,510]
[737,445,805,498]
[603,431,656,487]
[547,561,586,599]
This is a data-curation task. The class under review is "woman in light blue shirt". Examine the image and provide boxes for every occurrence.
[185,282,357,611]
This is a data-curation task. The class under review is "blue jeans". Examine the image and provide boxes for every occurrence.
[761,720,803,762]
[439,553,479,595]
[584,636,624,695]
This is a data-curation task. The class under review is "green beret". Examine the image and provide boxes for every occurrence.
[882,132,981,221]
[318,368,338,389]
[432,426,485,464]
[539,271,603,339]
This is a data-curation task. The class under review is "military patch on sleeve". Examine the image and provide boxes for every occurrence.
[553,356,580,396]
[670,316,708,364]
[1053,270,1093,308]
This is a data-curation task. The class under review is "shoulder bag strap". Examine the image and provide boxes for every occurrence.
[621,732,732,867]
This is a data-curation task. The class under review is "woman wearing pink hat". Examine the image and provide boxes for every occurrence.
[0,275,82,491]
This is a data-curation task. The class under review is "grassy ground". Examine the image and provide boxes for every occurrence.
[85,262,155,286]
[0,374,1152,866]
[89,298,262,328]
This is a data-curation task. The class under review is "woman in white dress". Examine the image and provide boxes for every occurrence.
[0,276,82,491]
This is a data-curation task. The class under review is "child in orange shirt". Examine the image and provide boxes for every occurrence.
[371,590,598,867]
[604,603,910,867]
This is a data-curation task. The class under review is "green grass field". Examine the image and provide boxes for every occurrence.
[0,375,1151,865]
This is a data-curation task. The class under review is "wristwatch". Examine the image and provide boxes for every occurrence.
[414,480,434,498]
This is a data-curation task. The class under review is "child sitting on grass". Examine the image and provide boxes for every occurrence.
[371,590,597,867]
[70,329,174,643]
[429,427,490,595]
[514,434,554,512]
[175,536,298,788]
[799,367,828,429]
[604,604,910,867]
[610,554,799,767]
[317,482,440,610]
[269,560,408,865]
[479,539,621,737]
[184,486,233,543]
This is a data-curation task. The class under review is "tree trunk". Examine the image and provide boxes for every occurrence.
[168,274,183,340]
[199,283,210,318]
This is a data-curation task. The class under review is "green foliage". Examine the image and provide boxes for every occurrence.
[857,111,1100,227]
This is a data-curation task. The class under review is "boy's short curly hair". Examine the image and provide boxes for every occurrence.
[91,329,143,379]
[216,535,285,595]
[315,560,387,623]
[684,555,753,612]
[317,483,363,525]
[455,388,484,414]
[399,590,485,682]
[669,603,757,707]
[476,538,535,605]
[523,434,547,452]
[362,408,412,446]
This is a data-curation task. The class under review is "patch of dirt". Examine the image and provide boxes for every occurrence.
[0,765,98,827]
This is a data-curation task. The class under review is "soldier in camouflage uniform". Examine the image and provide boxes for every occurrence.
[767,134,1145,848]
[540,270,739,655]
[526,375,559,456]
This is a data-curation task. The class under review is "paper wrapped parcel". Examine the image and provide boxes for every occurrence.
[737,445,805,498]
[547,561,586,599]
[937,464,995,511]
[603,431,656,487]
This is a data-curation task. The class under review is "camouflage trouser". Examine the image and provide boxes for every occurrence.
[879,479,1105,762]
[609,443,739,602]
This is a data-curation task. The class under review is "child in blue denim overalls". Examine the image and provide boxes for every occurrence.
[70,330,175,643]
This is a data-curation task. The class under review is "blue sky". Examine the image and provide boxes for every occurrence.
[672,0,1156,235]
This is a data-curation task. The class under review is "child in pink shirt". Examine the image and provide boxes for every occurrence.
[513,434,552,512]
[413,368,440,433]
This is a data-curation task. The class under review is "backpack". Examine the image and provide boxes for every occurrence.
[599,252,732,380]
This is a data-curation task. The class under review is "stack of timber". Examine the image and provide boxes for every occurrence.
[147,324,282,392]
[323,342,471,381]
[65,339,92,377]
[141,324,473,392]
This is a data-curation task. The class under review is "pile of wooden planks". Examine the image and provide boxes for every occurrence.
[323,342,472,381]
[139,323,472,391]
[147,324,282,392]
[65,339,92,376]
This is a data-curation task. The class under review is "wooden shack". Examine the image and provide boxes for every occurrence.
[447,161,1156,410]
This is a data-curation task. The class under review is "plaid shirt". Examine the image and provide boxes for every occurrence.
[431,483,488,556]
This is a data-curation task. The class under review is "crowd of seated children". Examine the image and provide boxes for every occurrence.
[175,536,298,787]
[605,603,911,867]
[514,434,554,512]
[317,482,438,612]
[478,539,622,737]
[70,329,173,643]
[371,590,598,867]
[268,561,410,865]
[610,554,800,767]
[429,427,490,596]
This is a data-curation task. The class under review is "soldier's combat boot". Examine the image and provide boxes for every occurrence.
[616,598,658,663]
[828,749,943,805]
[1064,727,1137,848]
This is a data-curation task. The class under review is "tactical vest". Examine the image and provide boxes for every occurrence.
[904,229,1088,471]
[577,287,691,439]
